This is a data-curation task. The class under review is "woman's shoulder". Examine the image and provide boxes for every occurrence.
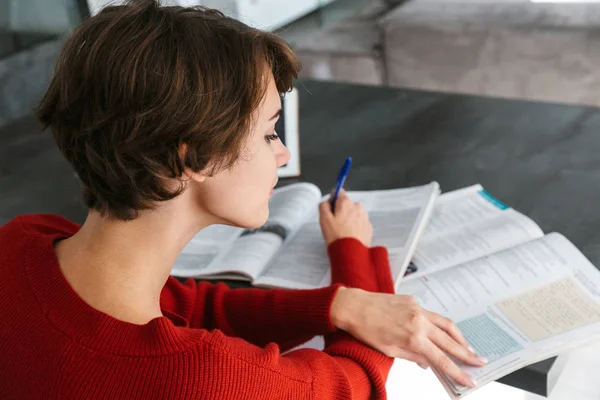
[0,214,79,273]
[1,214,79,242]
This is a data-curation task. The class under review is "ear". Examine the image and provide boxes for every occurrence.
[178,143,209,183]
[184,169,208,183]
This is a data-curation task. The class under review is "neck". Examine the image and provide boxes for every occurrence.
[54,195,210,325]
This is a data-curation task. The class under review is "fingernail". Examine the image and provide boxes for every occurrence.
[468,345,475,353]
[477,356,488,365]
[418,363,428,369]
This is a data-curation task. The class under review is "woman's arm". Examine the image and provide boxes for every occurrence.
[160,277,337,351]
[160,238,381,351]
[198,327,394,400]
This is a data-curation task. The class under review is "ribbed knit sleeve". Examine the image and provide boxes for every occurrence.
[328,238,395,294]
[160,279,341,351]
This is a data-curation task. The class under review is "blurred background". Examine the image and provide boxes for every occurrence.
[3,0,600,221]
[4,0,600,130]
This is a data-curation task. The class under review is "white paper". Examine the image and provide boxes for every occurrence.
[254,219,330,289]
[171,224,244,277]
[409,185,544,280]
[201,232,283,280]
[400,234,573,316]
[266,182,322,232]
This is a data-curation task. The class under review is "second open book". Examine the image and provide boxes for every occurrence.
[395,184,600,399]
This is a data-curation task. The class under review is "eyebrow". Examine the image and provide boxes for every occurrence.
[269,109,282,121]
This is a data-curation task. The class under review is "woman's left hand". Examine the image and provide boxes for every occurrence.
[330,287,488,388]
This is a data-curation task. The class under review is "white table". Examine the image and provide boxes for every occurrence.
[544,340,600,400]
[295,336,600,400]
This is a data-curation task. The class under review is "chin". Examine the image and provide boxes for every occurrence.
[224,209,269,230]
[246,213,269,229]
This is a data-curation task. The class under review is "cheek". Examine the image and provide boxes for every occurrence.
[197,165,271,229]
[245,145,279,187]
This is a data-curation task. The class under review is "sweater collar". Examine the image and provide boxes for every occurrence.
[24,217,201,356]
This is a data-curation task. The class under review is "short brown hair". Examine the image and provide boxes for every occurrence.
[36,0,300,221]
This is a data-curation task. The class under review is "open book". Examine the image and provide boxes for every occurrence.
[171,181,440,291]
[397,185,600,399]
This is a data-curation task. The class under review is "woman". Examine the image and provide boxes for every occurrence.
[0,0,486,398]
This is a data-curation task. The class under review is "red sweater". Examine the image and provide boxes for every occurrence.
[0,214,394,399]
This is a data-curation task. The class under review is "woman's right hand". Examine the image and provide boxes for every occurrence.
[330,288,485,388]
[319,189,373,247]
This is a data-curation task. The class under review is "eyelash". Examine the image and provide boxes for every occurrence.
[265,133,280,143]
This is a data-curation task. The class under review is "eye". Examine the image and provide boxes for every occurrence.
[264,132,280,144]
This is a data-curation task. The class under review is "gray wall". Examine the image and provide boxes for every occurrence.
[0,1,9,28]
[0,39,62,128]
[9,0,72,34]
[0,1,11,58]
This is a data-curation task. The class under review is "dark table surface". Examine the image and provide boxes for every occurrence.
[3,79,600,396]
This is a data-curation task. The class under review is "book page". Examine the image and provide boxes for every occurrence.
[254,182,440,289]
[496,278,600,342]
[200,231,284,280]
[399,233,600,398]
[265,182,322,232]
[170,183,321,280]
[253,219,330,289]
[408,185,544,280]
[398,233,584,316]
[441,276,600,399]
[171,224,244,278]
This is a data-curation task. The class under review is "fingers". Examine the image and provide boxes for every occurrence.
[425,311,469,350]
[333,189,351,213]
[320,190,352,216]
[328,188,348,201]
[319,199,334,219]
[338,188,348,197]
[425,311,487,367]
[429,326,487,368]
[388,347,429,369]
[319,187,373,246]
[421,341,477,389]
[323,189,353,216]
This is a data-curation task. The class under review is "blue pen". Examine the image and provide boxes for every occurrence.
[330,157,352,213]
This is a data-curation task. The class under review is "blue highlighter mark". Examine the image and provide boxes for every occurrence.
[478,189,509,210]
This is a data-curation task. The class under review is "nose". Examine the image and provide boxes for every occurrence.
[276,141,291,168]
